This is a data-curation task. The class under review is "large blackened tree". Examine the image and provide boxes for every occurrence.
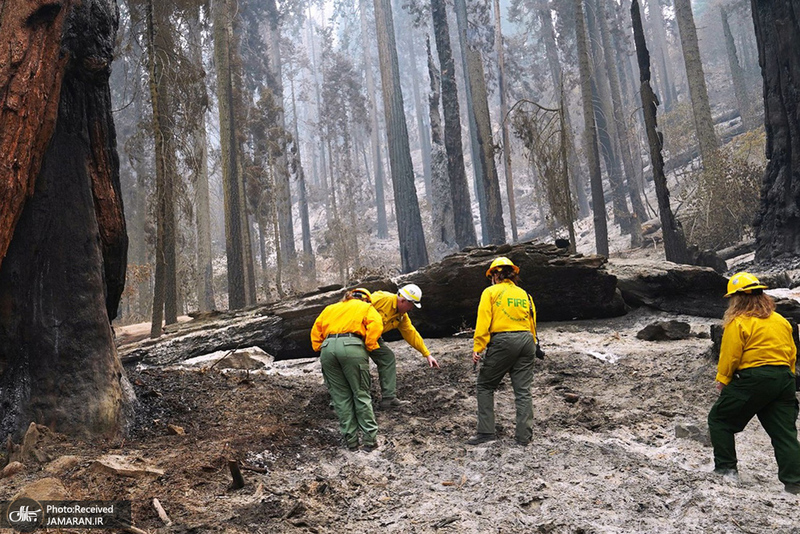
[0,0,129,441]
[751,1,800,260]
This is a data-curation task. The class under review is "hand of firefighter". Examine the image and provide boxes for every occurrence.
[426,354,440,368]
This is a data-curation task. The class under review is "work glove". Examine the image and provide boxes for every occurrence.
[535,343,545,360]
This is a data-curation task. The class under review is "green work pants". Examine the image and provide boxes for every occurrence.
[369,338,397,400]
[476,331,536,443]
[708,365,800,485]
[320,336,378,447]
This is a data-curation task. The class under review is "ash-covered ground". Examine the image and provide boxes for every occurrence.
[4,307,800,533]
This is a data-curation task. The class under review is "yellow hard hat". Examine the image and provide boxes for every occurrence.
[725,272,768,297]
[485,257,519,278]
[351,288,373,302]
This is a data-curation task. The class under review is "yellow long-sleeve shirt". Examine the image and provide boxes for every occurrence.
[310,299,383,352]
[370,290,431,357]
[716,312,797,385]
[473,280,537,354]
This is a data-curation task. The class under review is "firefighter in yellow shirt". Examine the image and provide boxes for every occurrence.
[708,272,800,493]
[468,257,538,446]
[311,288,383,451]
[369,284,440,410]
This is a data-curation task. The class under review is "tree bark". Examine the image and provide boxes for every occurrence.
[146,1,178,335]
[187,6,216,313]
[0,0,129,442]
[575,0,608,257]
[288,59,315,285]
[721,7,756,132]
[212,0,246,309]
[399,13,433,200]
[751,0,800,260]
[0,0,70,272]
[632,0,689,264]
[427,37,444,146]
[674,0,719,168]
[595,0,645,244]
[467,48,505,245]
[538,0,588,218]
[493,0,517,242]
[426,37,457,258]
[265,0,298,276]
[430,0,476,250]
[586,0,630,233]
[359,0,389,239]
[645,0,677,111]
[453,0,488,244]
[373,0,429,272]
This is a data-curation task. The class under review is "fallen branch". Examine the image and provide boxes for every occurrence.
[210,347,239,369]
[152,498,172,526]
[241,462,268,474]
[281,502,302,520]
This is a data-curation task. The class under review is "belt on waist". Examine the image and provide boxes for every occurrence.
[491,331,530,336]
[328,333,362,339]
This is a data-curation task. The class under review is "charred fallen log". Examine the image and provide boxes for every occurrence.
[121,242,626,364]
[606,259,728,318]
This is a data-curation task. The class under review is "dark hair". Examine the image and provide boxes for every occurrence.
[492,265,519,283]
[343,289,370,302]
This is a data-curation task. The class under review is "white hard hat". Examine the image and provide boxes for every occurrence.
[398,284,422,308]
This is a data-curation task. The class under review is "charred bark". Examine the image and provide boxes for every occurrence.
[632,0,689,265]
[751,0,800,260]
[0,0,129,442]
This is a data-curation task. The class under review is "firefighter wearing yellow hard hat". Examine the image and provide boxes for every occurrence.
[369,284,440,410]
[708,272,800,493]
[468,257,538,446]
[311,288,383,451]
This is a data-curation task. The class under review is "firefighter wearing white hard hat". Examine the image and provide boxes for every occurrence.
[708,272,800,493]
[369,284,439,410]
[468,257,538,447]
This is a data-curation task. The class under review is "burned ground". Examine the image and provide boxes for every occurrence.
[2,308,800,533]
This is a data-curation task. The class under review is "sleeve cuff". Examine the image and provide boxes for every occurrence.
[715,373,731,385]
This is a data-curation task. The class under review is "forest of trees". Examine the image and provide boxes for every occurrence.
[3,0,800,441]
[105,0,777,334]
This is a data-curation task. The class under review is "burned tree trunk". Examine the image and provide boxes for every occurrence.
[0,0,71,269]
[0,0,129,441]
[751,1,800,260]
[631,0,689,265]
